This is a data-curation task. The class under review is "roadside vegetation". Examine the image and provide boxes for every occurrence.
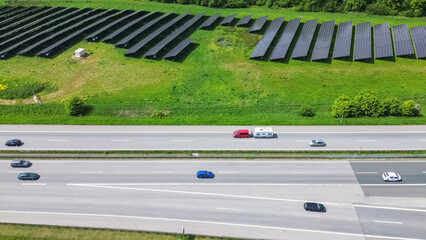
[0,0,425,125]
[0,223,238,240]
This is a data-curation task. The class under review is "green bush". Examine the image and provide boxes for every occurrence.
[151,110,170,119]
[298,105,315,117]
[401,100,420,117]
[380,97,401,116]
[353,89,380,117]
[345,0,367,11]
[331,95,356,118]
[65,97,87,116]
[366,1,398,15]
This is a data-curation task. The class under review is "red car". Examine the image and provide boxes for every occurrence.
[233,129,251,138]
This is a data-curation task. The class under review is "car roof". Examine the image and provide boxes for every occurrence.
[237,129,249,133]
[385,172,398,177]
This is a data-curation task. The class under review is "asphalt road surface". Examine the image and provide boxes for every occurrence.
[0,125,425,151]
[1,160,426,240]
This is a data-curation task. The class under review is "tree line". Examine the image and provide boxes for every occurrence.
[149,0,425,17]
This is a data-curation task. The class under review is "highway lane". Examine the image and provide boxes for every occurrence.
[351,161,426,197]
[1,160,426,240]
[0,125,425,151]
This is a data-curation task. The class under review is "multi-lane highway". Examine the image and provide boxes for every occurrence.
[0,125,425,151]
[1,160,426,240]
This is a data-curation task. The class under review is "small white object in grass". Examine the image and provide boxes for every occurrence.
[75,48,86,58]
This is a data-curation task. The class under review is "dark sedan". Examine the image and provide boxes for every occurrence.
[5,139,23,146]
[18,172,40,180]
[11,160,32,168]
[304,202,326,212]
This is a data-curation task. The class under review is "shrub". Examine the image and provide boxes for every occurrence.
[298,105,315,117]
[353,89,380,117]
[366,1,398,15]
[65,97,87,116]
[380,97,401,116]
[151,110,170,119]
[345,0,367,11]
[332,95,356,118]
[401,100,420,117]
[410,0,426,16]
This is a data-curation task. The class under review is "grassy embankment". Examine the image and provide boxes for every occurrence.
[0,223,236,240]
[0,0,425,125]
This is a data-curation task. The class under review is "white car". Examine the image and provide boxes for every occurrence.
[309,139,326,147]
[382,172,402,182]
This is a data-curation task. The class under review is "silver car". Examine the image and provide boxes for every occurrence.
[309,139,326,147]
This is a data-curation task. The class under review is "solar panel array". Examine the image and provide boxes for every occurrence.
[250,17,285,59]
[269,17,301,61]
[292,19,318,59]
[236,15,252,27]
[354,22,371,60]
[311,20,335,61]
[0,6,425,63]
[333,21,353,59]
[411,26,426,59]
[220,14,237,26]
[374,23,393,59]
[392,24,414,56]
[199,13,221,29]
[249,16,269,33]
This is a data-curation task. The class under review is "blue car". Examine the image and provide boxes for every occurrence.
[197,170,214,179]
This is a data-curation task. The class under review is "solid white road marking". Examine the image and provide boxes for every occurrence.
[374,220,402,225]
[422,171,426,174]
[215,207,241,211]
[67,183,357,186]
[80,171,103,174]
[355,172,378,174]
[110,139,133,142]
[47,139,70,142]
[67,183,344,205]
[296,140,309,142]
[356,140,378,142]
[217,171,240,174]
[22,183,46,186]
[8,171,22,173]
[354,204,426,213]
[418,139,426,141]
[0,210,423,240]
[151,171,172,174]
[172,139,194,142]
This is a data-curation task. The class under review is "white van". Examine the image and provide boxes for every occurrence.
[253,127,274,138]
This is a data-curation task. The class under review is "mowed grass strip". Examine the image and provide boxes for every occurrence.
[0,0,425,125]
[0,223,237,240]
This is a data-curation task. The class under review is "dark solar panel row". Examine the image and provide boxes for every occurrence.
[410,26,426,59]
[354,22,371,60]
[0,7,85,49]
[250,17,285,59]
[374,23,393,59]
[236,15,252,27]
[164,38,193,60]
[269,17,301,61]
[0,7,27,21]
[116,12,171,48]
[199,13,221,29]
[311,20,335,61]
[103,11,159,43]
[220,14,237,26]
[0,6,11,15]
[18,8,108,55]
[37,10,125,57]
[333,21,353,59]
[249,15,269,33]
[0,7,72,42]
[292,19,318,59]
[125,12,190,56]
[392,24,414,56]
[145,13,204,59]
[0,7,55,34]
[0,7,41,28]
[0,6,18,17]
[85,10,142,42]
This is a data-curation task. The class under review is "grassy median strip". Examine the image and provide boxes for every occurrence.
[0,223,237,240]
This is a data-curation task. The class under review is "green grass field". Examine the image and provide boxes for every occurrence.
[0,223,237,240]
[0,0,425,125]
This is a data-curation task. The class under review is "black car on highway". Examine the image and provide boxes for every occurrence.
[11,160,32,168]
[5,139,23,146]
[304,202,326,212]
[18,172,40,180]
